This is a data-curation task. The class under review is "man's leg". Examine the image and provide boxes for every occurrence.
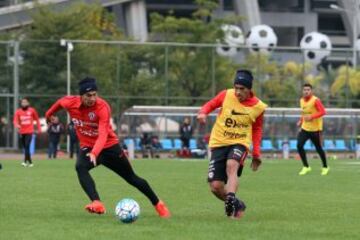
[310,132,329,175]
[297,130,310,169]
[224,145,247,218]
[20,134,27,165]
[75,148,100,201]
[24,134,33,164]
[100,144,170,217]
[54,138,59,159]
[69,139,74,158]
[100,145,159,205]
[209,180,226,200]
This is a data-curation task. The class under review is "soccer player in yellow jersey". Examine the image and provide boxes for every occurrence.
[197,70,267,219]
[297,83,329,176]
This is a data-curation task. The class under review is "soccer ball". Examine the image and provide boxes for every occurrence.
[221,24,245,46]
[300,32,332,65]
[246,25,278,54]
[216,39,238,57]
[216,24,244,57]
[115,198,140,223]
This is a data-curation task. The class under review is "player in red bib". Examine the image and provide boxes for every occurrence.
[13,98,41,167]
[45,77,170,217]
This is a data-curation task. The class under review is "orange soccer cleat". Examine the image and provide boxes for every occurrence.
[85,200,106,214]
[155,200,171,218]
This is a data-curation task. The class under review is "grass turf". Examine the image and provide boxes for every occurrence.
[0,158,359,240]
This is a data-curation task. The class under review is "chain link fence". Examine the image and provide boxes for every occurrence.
[0,39,359,149]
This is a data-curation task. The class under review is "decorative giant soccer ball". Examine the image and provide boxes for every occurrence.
[115,198,140,223]
[216,24,244,57]
[246,25,278,54]
[222,24,245,46]
[300,32,332,65]
[216,39,237,57]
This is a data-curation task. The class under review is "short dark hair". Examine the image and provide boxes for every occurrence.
[303,83,313,89]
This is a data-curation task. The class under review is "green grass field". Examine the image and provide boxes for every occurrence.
[0,158,359,240]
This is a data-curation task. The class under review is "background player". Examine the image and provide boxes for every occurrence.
[297,83,329,176]
[13,97,41,167]
[45,77,170,217]
[197,70,266,219]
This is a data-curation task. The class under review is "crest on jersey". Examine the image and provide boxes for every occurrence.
[88,112,96,120]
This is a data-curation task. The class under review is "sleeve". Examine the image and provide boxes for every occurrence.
[252,112,264,159]
[90,106,110,157]
[45,97,66,119]
[311,99,326,119]
[199,90,226,115]
[32,109,41,133]
[13,110,20,128]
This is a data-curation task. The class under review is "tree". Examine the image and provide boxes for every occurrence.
[147,0,239,105]
[19,3,124,113]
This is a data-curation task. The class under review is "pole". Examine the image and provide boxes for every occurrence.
[66,43,71,153]
[12,41,19,150]
[211,47,216,97]
[164,45,169,105]
[353,6,357,68]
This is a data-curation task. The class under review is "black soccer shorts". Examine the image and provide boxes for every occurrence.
[207,144,248,183]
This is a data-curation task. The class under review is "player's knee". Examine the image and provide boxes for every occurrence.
[297,143,304,150]
[226,160,239,175]
[209,181,223,194]
[75,163,87,173]
[126,174,147,186]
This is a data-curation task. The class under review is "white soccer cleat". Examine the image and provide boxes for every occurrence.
[21,162,28,167]
[28,164,34,167]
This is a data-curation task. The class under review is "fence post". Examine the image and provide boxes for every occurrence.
[12,40,20,150]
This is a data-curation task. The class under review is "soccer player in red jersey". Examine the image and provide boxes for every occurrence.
[45,77,170,217]
[13,98,41,167]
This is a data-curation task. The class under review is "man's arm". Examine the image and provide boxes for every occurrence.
[310,99,326,119]
[32,109,41,133]
[251,112,264,171]
[45,98,65,120]
[13,110,20,129]
[90,106,110,158]
[197,90,226,123]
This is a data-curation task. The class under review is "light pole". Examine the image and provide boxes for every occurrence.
[330,3,359,67]
[60,39,74,153]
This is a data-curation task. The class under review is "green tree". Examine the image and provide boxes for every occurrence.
[147,0,239,105]
[19,3,124,113]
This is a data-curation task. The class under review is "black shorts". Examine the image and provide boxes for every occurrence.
[207,144,248,183]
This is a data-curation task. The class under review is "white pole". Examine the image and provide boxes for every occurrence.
[66,43,72,154]
[12,41,19,150]
[353,6,357,68]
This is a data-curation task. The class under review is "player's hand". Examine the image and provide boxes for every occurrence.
[251,158,262,171]
[296,120,302,127]
[87,153,97,166]
[303,115,312,121]
[197,113,207,124]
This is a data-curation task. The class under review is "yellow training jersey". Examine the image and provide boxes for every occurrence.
[300,95,323,131]
[209,89,267,149]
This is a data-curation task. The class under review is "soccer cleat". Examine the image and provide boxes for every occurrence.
[28,164,34,167]
[21,162,28,167]
[85,200,106,214]
[299,166,312,176]
[155,200,171,218]
[232,198,246,219]
[321,167,330,176]
[225,194,236,217]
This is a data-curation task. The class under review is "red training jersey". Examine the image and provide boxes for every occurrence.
[13,107,41,134]
[45,96,119,157]
[199,90,264,159]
